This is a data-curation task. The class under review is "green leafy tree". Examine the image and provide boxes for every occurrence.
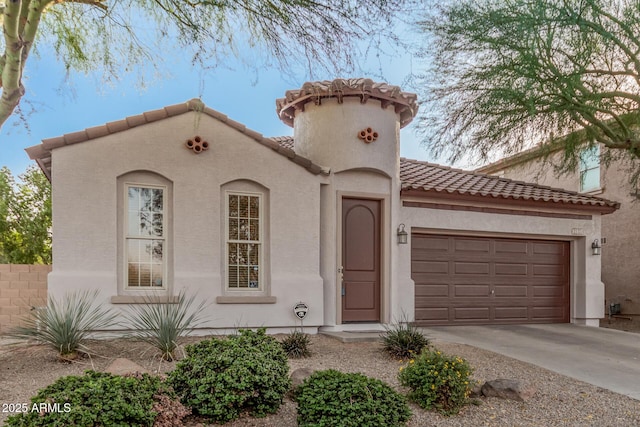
[417,0,640,183]
[0,165,51,264]
[0,0,412,130]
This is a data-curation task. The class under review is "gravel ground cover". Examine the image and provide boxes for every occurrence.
[1,332,639,427]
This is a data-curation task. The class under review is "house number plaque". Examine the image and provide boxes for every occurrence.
[293,302,309,320]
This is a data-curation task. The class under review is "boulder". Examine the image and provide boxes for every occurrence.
[105,358,149,376]
[290,367,316,390]
[481,379,537,401]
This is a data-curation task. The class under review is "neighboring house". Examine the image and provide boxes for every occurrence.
[26,78,619,332]
[478,144,639,317]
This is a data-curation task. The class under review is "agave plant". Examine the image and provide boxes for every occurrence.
[124,291,208,361]
[381,315,430,359]
[9,289,118,361]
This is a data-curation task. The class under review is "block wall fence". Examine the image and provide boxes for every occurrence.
[0,264,51,334]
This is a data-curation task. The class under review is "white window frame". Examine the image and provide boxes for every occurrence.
[124,183,167,290]
[579,145,601,192]
[225,190,263,291]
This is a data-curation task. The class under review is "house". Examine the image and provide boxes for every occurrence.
[25,78,619,332]
[477,144,639,318]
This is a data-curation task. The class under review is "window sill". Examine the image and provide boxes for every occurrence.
[581,187,604,196]
[216,296,277,304]
[111,295,180,304]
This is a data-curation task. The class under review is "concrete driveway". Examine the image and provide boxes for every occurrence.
[422,324,640,400]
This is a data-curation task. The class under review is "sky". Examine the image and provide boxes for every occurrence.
[0,24,434,177]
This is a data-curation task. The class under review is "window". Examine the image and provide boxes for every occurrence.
[579,145,600,192]
[226,192,262,290]
[126,185,165,288]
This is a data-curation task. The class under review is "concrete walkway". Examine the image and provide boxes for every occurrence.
[422,324,640,400]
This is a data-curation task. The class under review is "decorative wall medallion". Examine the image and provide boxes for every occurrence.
[185,136,209,154]
[358,128,378,144]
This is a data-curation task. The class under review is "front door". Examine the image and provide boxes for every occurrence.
[341,198,381,322]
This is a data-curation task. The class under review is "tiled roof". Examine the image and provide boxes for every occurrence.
[276,78,418,128]
[26,100,328,180]
[400,158,619,212]
[270,136,294,150]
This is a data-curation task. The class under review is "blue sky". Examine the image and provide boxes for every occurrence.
[0,32,433,176]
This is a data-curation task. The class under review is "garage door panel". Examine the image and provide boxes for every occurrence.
[454,284,490,297]
[494,241,529,255]
[494,307,528,320]
[454,239,490,253]
[412,234,569,325]
[454,307,490,320]
[412,260,449,274]
[415,283,449,297]
[415,307,449,321]
[413,235,450,251]
[494,285,528,297]
[454,262,490,275]
[533,264,566,277]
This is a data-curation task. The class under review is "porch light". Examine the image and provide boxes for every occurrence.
[591,239,601,256]
[397,224,408,245]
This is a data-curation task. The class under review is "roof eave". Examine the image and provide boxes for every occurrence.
[400,188,619,215]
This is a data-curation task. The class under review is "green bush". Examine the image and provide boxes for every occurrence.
[280,330,312,358]
[398,348,473,416]
[167,328,290,423]
[381,320,430,359]
[295,369,411,427]
[4,371,188,427]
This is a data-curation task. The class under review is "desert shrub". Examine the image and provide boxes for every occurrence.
[8,290,118,361]
[398,348,473,416]
[124,291,208,361]
[4,370,188,427]
[280,330,312,358]
[381,319,430,359]
[295,369,411,427]
[167,328,290,423]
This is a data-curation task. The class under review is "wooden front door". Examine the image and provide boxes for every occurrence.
[341,198,381,322]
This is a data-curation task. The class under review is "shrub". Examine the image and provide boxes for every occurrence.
[167,328,290,423]
[124,291,208,361]
[8,290,118,361]
[4,370,189,427]
[398,348,473,416]
[296,369,411,427]
[280,330,312,358]
[381,319,430,359]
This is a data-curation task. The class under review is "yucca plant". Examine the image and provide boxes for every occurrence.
[280,330,312,358]
[124,291,208,361]
[381,317,430,359]
[9,289,118,361]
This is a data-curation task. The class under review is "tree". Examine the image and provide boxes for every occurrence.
[1,0,412,131]
[0,166,51,264]
[416,0,640,183]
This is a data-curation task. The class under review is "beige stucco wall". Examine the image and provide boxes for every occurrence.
[486,151,640,316]
[397,201,605,326]
[292,97,405,330]
[49,112,324,331]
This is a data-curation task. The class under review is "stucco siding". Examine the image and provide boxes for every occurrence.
[48,112,324,330]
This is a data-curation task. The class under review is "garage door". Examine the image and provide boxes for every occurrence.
[412,234,569,325]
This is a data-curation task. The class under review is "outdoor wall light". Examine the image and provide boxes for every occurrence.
[592,239,602,256]
[397,224,408,244]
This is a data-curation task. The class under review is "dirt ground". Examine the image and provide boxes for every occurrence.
[1,328,639,427]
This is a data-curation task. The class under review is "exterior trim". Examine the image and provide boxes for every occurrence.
[403,200,593,220]
[111,295,180,304]
[216,296,277,304]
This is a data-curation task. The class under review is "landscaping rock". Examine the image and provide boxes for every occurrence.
[481,379,537,401]
[105,358,149,376]
[290,367,316,390]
